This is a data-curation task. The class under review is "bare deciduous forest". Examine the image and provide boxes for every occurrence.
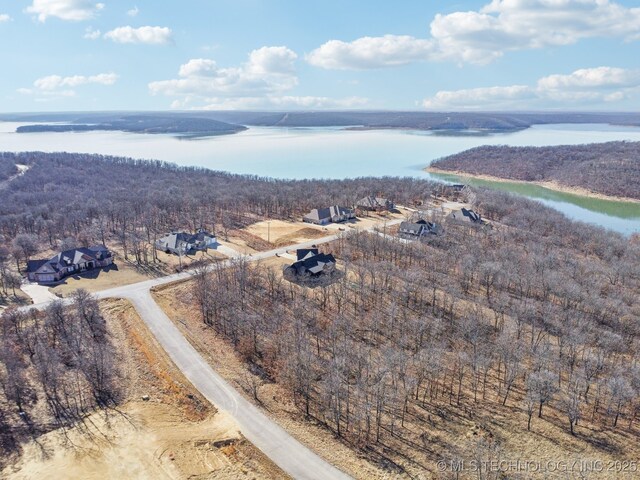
[0,151,434,291]
[431,141,640,199]
[187,189,640,474]
[1,151,639,477]
[0,290,121,462]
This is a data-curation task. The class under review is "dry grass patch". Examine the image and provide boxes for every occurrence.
[245,219,323,242]
[47,263,148,298]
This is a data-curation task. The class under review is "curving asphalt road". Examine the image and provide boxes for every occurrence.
[25,219,406,479]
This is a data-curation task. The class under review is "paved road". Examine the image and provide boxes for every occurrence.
[124,288,350,480]
[24,220,405,479]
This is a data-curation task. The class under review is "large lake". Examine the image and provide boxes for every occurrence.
[1,122,639,234]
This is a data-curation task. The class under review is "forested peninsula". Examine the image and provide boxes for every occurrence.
[15,115,246,137]
[429,141,640,201]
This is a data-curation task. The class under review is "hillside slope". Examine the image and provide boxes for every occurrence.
[431,141,640,200]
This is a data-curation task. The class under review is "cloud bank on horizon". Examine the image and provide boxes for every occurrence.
[2,0,639,111]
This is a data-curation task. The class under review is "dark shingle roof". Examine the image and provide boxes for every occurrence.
[296,248,319,261]
[26,246,112,274]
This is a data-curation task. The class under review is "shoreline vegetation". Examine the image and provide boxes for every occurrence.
[427,166,640,205]
[429,141,640,203]
[15,115,247,137]
[5,110,640,138]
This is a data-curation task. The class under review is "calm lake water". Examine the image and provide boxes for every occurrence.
[1,122,639,234]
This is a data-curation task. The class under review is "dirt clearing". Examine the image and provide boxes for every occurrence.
[245,220,328,246]
[1,299,287,480]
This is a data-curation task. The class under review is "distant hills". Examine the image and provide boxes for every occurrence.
[4,111,640,136]
[13,114,247,137]
[431,141,640,200]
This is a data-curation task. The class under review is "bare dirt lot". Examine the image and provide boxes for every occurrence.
[245,219,328,246]
[1,300,287,480]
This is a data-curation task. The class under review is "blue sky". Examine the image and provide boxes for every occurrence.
[1,0,640,112]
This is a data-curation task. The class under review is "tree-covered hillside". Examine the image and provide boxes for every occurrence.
[431,141,640,200]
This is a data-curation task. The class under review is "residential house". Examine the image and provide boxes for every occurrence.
[399,219,442,237]
[156,229,216,255]
[356,196,394,212]
[303,206,356,225]
[447,208,485,225]
[283,248,337,281]
[26,245,114,283]
[436,184,466,198]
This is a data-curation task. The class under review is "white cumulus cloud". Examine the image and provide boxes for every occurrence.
[423,85,534,109]
[151,47,367,110]
[422,66,640,109]
[172,95,369,111]
[104,25,173,44]
[83,26,100,39]
[306,35,434,69]
[26,0,104,22]
[127,6,139,17]
[308,0,640,68]
[0,14,12,22]
[149,47,299,99]
[33,72,118,90]
[19,72,118,99]
[537,66,640,90]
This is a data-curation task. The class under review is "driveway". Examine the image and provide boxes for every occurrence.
[23,221,407,479]
[21,281,60,304]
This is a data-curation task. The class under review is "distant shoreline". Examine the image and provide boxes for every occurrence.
[426,166,640,205]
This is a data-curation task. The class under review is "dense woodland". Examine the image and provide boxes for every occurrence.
[1,150,639,475]
[0,290,121,463]
[431,141,640,200]
[0,159,18,182]
[0,151,435,297]
[189,190,640,473]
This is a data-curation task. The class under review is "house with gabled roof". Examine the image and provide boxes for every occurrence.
[399,219,442,237]
[156,229,216,255]
[447,208,485,225]
[26,245,114,283]
[303,206,355,225]
[435,183,466,199]
[356,196,394,212]
[284,248,337,282]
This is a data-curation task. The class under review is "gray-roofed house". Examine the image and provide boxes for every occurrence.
[399,219,442,237]
[284,248,337,282]
[436,184,466,198]
[447,208,484,225]
[356,196,394,212]
[26,245,114,283]
[303,206,356,225]
[156,229,216,256]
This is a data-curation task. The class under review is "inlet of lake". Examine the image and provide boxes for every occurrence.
[1,122,639,234]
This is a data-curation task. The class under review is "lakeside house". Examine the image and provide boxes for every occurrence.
[26,245,114,283]
[447,208,485,225]
[436,184,466,199]
[399,219,442,237]
[283,248,337,281]
[303,206,356,225]
[356,196,394,212]
[156,229,216,255]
